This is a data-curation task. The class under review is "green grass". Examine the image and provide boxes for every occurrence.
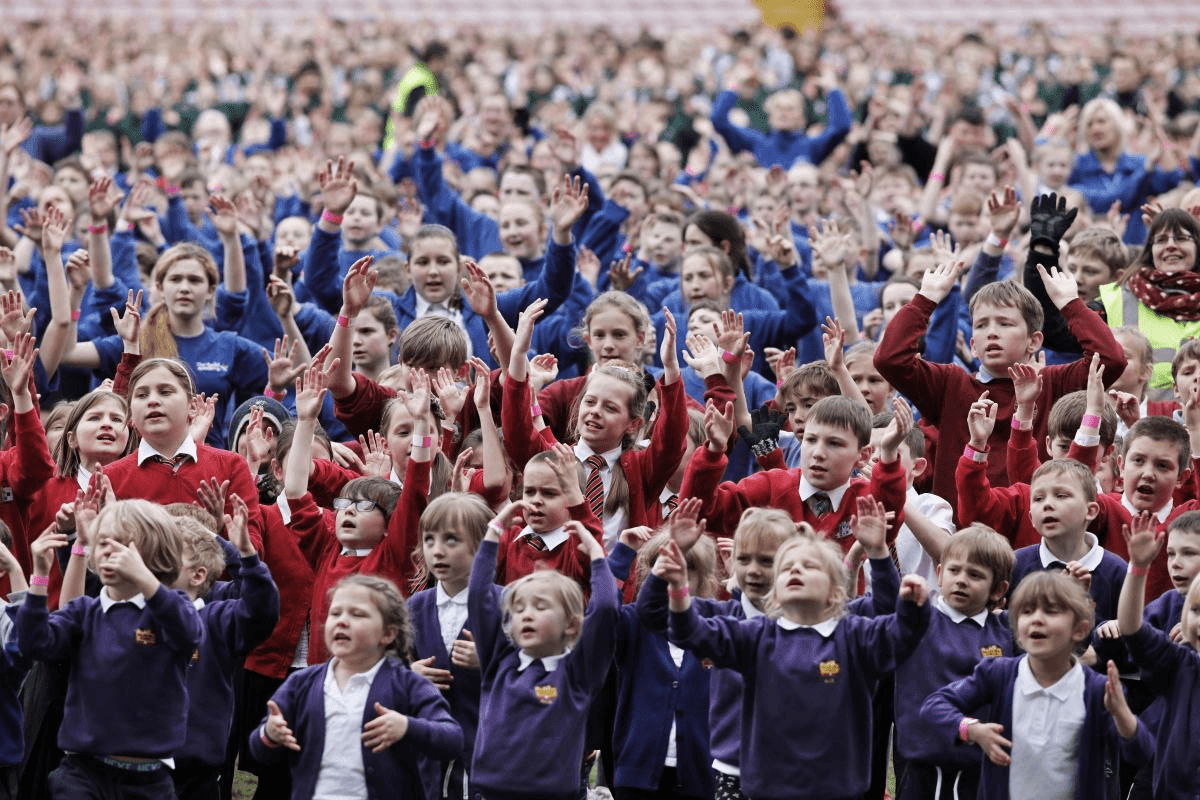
[232,770,257,800]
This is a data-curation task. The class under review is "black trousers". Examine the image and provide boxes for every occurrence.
[171,760,221,800]
[896,761,980,800]
[47,755,177,800]
[235,670,293,800]
[614,768,709,800]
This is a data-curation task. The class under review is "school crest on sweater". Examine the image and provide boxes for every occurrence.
[535,685,558,705]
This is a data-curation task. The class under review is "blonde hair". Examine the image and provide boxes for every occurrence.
[1009,571,1095,640]
[55,391,132,478]
[142,244,220,358]
[411,492,491,591]
[770,533,849,620]
[92,499,186,586]
[501,570,585,647]
[1183,574,1200,649]
[733,508,797,558]
[1077,98,1129,153]
[635,531,720,598]
[176,518,226,595]
[941,524,1015,603]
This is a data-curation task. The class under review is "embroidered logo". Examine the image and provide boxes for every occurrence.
[534,685,558,705]
[834,522,853,539]
[0,487,11,503]
[818,659,840,684]
[135,628,157,646]
[700,658,715,670]
[980,645,1004,658]
[194,361,229,373]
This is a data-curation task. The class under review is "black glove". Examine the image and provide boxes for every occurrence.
[737,404,785,458]
[1029,192,1078,251]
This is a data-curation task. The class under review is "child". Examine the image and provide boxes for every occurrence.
[1063,226,1126,306]
[408,492,495,799]
[250,574,463,800]
[0,535,29,800]
[17,499,203,798]
[1106,327,1164,437]
[349,295,398,384]
[171,497,280,800]
[1117,514,1200,800]
[773,361,840,467]
[876,257,1126,510]
[681,394,908,553]
[468,500,617,800]
[650,528,930,800]
[923,571,1150,800]
[893,525,1016,800]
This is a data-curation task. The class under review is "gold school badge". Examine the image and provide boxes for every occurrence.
[534,685,558,705]
[135,628,157,646]
[980,645,1004,658]
[818,659,840,684]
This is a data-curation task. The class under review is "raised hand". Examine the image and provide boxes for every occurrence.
[682,332,722,378]
[209,193,239,239]
[240,404,276,470]
[822,316,846,371]
[459,259,496,319]
[403,368,432,420]
[266,276,296,319]
[1121,511,1163,569]
[653,538,690,590]
[550,175,588,241]
[30,525,69,578]
[189,393,218,445]
[547,443,584,507]
[1036,263,1080,310]
[1007,362,1042,413]
[878,398,913,461]
[341,256,377,317]
[659,307,679,376]
[664,496,705,552]
[225,494,254,556]
[527,353,558,393]
[196,478,231,529]
[265,700,302,751]
[512,298,548,356]
[918,258,965,304]
[967,391,997,449]
[1029,192,1078,250]
[986,186,1020,241]
[1108,390,1140,429]
[318,156,358,217]
[608,252,643,292]
[576,246,601,289]
[899,574,929,606]
[294,365,328,422]
[110,289,144,346]
[432,367,467,424]
[703,399,735,453]
[41,204,69,253]
[88,176,123,221]
[1103,660,1138,740]
[0,117,32,156]
[928,229,958,267]
[0,290,34,342]
[263,335,306,394]
[359,431,392,478]
[0,332,37,396]
[850,496,888,558]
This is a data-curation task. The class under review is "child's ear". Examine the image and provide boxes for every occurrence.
[381,623,399,647]
[190,566,208,589]
[1072,617,1092,644]
[563,617,581,642]
[271,458,284,482]
[855,444,872,470]
[910,456,927,479]
[1085,500,1100,523]
[1026,331,1045,356]
[988,580,1009,606]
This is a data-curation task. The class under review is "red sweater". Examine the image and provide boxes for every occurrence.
[333,371,498,447]
[679,445,908,552]
[1,409,56,584]
[874,294,1126,515]
[494,502,604,588]
[502,374,689,531]
[26,475,86,609]
[287,457,430,664]
[103,445,264,552]
[243,503,317,679]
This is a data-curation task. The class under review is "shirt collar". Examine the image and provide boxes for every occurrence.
[936,594,989,627]
[136,436,199,466]
[740,591,765,619]
[1120,494,1173,524]
[777,617,839,637]
[76,464,93,491]
[99,586,147,612]
[340,546,374,557]
[1039,532,1104,571]
[659,486,676,503]
[192,597,205,611]
[574,442,622,470]
[975,364,999,384]
[798,475,851,513]
[414,294,442,318]
[436,582,468,607]
[276,493,292,525]
[517,648,570,672]
[519,525,568,552]
[388,468,403,487]
[324,655,386,690]
[1016,655,1083,701]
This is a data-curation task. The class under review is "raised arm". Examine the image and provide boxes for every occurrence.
[328,256,376,399]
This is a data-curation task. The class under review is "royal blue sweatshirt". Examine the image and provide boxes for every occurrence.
[710,89,851,169]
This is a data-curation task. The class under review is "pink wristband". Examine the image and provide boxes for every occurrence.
[1129,564,1150,577]
[963,445,988,463]
[667,586,690,600]
[71,544,87,557]
[721,350,738,364]
[88,223,108,235]
[70,309,81,321]
[414,435,433,449]
[336,314,350,328]
[263,387,285,401]
[418,138,436,149]
[1010,416,1032,431]
[530,403,543,417]
[959,717,978,743]
[321,209,344,225]
[929,172,945,183]
[1081,414,1101,429]
[30,575,50,587]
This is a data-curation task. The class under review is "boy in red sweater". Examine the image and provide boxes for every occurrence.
[680,395,908,550]
[875,256,1126,513]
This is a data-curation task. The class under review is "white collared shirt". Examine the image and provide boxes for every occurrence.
[777,617,839,636]
[436,582,468,655]
[1039,532,1105,571]
[740,591,765,619]
[276,493,293,525]
[518,525,569,552]
[798,475,851,514]
[387,468,403,488]
[136,436,199,467]
[1120,494,1173,525]
[340,546,374,557]
[664,642,686,767]
[314,657,385,800]
[98,586,147,612]
[1010,657,1085,800]
[517,648,569,673]
[574,442,627,547]
[935,594,989,627]
[76,465,92,491]
[414,294,467,333]
[659,485,678,518]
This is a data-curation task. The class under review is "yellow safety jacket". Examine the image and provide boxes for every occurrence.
[1100,282,1200,399]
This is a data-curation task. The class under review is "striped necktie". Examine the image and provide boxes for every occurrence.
[807,491,833,517]
[584,454,607,520]
[664,494,680,517]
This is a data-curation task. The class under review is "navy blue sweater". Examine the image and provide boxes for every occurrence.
[1125,626,1200,800]
[469,540,618,798]
[16,587,203,758]
[1010,543,1127,624]
[179,555,280,766]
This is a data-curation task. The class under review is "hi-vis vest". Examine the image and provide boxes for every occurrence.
[1099,282,1200,400]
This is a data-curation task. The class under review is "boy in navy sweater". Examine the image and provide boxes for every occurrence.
[0,536,29,800]
[16,499,203,800]
[170,500,280,800]
[893,525,1016,800]
[1009,458,1128,623]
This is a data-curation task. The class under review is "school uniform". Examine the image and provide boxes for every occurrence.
[287,457,430,664]
[103,438,266,552]
[893,596,1014,800]
[248,656,463,800]
[921,655,1153,800]
[1069,151,1182,245]
[710,88,851,169]
[469,539,619,800]
[494,505,604,588]
[1010,535,1127,622]
[660,580,929,800]
[174,554,280,800]
[0,409,55,583]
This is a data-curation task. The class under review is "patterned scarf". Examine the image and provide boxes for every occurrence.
[1126,266,1200,321]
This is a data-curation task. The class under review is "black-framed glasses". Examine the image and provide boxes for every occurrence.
[1152,232,1195,246]
[332,498,380,512]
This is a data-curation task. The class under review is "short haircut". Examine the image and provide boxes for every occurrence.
[1168,510,1200,538]
[683,245,735,281]
[648,210,685,230]
[875,164,918,189]
[948,189,985,217]
[176,519,226,595]
[733,507,796,556]
[397,317,469,371]
[1114,326,1153,367]
[777,362,840,405]
[772,533,849,618]
[941,524,1015,601]
[808,396,872,447]
[1171,338,1200,381]
[92,499,185,586]
[687,298,727,323]
[1068,225,1128,276]
[1046,390,1118,450]
[330,574,414,660]
[968,280,1044,335]
[340,477,402,523]
[1032,458,1098,503]
[1008,570,1095,639]
[955,152,998,180]
[164,503,220,534]
[501,164,546,199]
[501,570,585,646]
[871,410,925,459]
[1125,416,1191,472]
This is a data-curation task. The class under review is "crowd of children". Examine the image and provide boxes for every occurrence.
[2,9,1200,800]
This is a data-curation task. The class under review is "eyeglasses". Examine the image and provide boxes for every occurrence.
[332,498,380,512]
[1152,232,1195,246]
